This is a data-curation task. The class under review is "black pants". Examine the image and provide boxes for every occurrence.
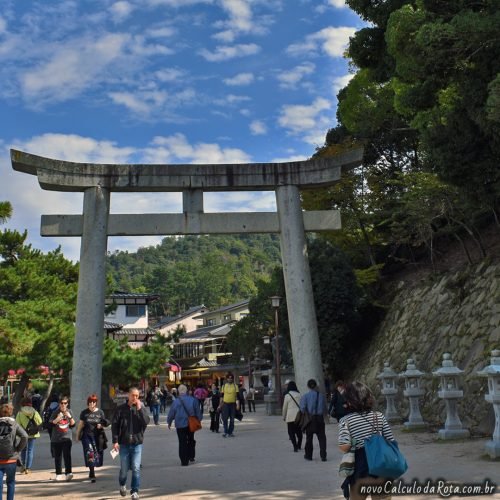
[176,427,196,466]
[210,410,220,432]
[240,399,246,412]
[247,400,255,412]
[304,416,326,460]
[52,440,72,474]
[287,422,303,450]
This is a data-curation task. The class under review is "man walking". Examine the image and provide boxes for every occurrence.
[219,372,239,437]
[112,387,150,500]
[300,379,327,462]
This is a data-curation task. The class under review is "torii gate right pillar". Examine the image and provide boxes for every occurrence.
[276,185,323,393]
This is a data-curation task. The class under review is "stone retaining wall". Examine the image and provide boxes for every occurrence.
[350,261,500,435]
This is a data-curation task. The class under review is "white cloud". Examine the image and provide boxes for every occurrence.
[214,94,251,107]
[271,154,309,162]
[147,0,214,6]
[278,98,331,133]
[278,97,332,144]
[149,133,252,164]
[20,33,130,103]
[0,16,7,34]
[155,68,184,82]
[199,43,260,62]
[109,1,134,23]
[328,0,347,8]
[223,72,255,86]
[333,73,354,92]
[147,26,177,38]
[249,120,267,135]
[277,62,315,89]
[286,26,355,58]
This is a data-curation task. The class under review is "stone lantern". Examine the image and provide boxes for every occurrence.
[400,358,426,429]
[477,349,500,458]
[377,362,399,422]
[432,353,470,439]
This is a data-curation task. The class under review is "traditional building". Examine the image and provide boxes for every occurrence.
[104,292,159,348]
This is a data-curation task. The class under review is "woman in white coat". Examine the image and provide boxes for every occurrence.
[281,381,302,452]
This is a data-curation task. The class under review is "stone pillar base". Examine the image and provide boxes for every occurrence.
[438,428,470,440]
[404,422,427,430]
[485,440,500,459]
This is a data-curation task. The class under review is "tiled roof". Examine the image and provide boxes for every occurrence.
[193,299,249,319]
[111,328,158,336]
[153,305,206,328]
[179,323,232,342]
[104,321,123,331]
[107,291,159,303]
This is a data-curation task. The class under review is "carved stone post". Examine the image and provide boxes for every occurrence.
[477,349,500,458]
[400,358,426,429]
[377,362,400,423]
[433,353,470,439]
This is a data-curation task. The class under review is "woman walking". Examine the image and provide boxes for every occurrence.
[49,395,75,481]
[15,396,43,473]
[167,384,202,466]
[76,394,109,482]
[282,381,302,452]
[338,381,395,500]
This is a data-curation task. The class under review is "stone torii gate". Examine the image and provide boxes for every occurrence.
[11,148,362,414]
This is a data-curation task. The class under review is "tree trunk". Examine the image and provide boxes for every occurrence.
[453,232,473,265]
[12,372,30,415]
[40,376,55,414]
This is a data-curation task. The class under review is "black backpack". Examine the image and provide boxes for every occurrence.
[24,414,40,436]
[42,405,55,430]
[0,420,15,460]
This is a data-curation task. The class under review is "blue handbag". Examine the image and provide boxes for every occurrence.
[363,413,408,479]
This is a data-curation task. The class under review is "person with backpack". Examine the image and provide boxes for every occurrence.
[0,402,28,500]
[15,396,43,474]
[147,385,162,425]
[49,395,76,481]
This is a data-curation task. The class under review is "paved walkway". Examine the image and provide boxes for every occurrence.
[12,407,500,499]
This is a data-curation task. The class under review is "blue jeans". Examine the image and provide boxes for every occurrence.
[0,462,17,500]
[21,438,36,469]
[151,404,160,425]
[119,444,142,494]
[222,403,236,435]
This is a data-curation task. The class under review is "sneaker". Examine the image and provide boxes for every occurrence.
[222,433,227,438]
[120,485,127,497]
[66,473,73,481]
[55,474,65,481]
[25,469,31,474]
[228,434,235,437]
[131,493,140,500]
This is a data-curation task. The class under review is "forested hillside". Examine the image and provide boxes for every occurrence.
[106,234,282,316]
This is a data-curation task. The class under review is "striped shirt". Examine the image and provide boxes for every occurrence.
[338,411,394,450]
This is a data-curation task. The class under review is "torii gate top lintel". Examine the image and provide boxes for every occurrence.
[11,148,363,192]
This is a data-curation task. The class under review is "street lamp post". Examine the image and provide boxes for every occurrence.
[271,296,282,408]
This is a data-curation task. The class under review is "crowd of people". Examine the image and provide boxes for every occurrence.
[281,378,396,500]
[0,376,395,500]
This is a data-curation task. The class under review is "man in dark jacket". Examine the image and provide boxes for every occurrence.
[112,387,150,500]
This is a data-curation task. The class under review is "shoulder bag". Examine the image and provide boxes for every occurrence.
[179,398,202,433]
[362,412,408,479]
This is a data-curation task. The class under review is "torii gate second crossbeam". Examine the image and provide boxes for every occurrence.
[11,148,363,414]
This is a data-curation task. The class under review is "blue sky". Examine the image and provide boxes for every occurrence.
[0,0,363,261]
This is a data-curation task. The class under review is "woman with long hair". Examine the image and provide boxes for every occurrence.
[338,381,395,500]
[282,380,302,452]
[76,394,109,482]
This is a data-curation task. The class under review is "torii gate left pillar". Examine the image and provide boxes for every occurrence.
[11,148,362,414]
